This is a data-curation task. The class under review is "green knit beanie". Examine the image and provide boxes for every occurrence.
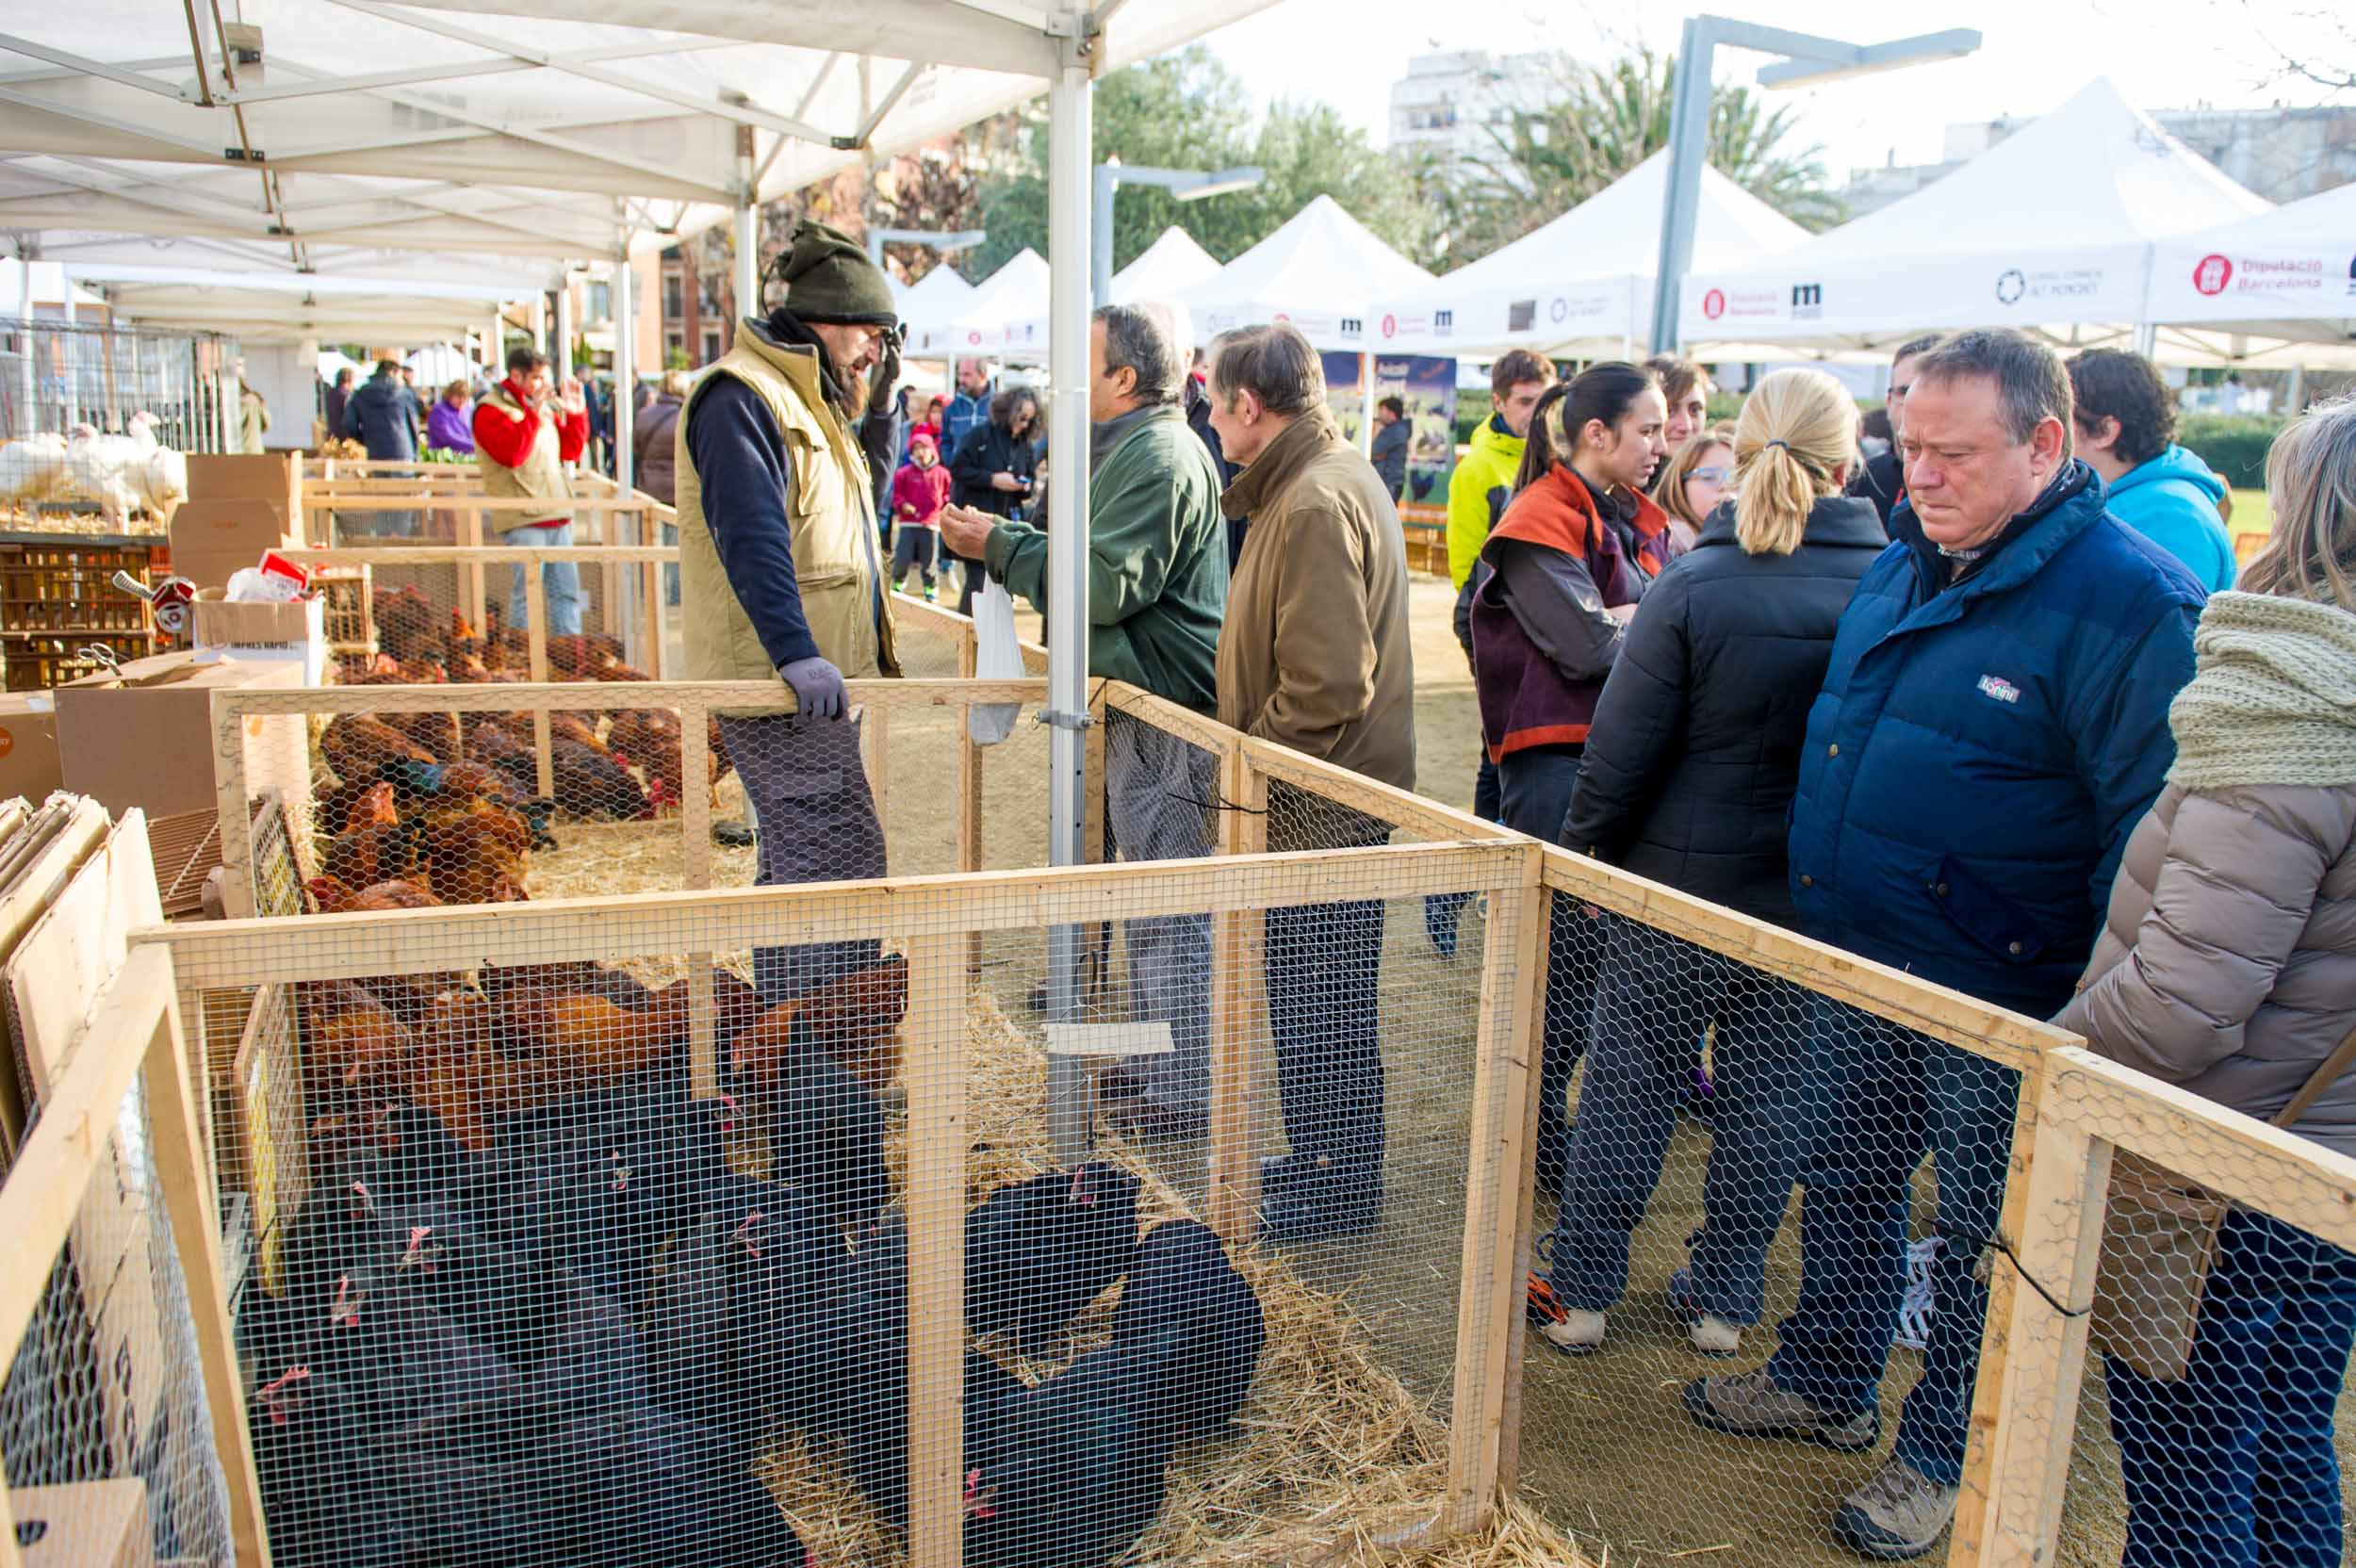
[775,220,898,327]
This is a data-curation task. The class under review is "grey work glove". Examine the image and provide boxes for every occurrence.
[868,334,902,418]
[777,654,847,721]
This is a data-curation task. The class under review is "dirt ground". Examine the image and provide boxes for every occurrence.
[584,566,2344,1566]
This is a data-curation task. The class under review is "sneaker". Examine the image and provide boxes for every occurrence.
[1666,1267,1742,1356]
[1832,1458,1959,1560]
[712,820,755,848]
[1682,1366,1880,1452]
[1523,1271,1605,1353]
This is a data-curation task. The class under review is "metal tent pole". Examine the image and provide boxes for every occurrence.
[555,278,574,384]
[1043,12,1096,1164]
[1650,17,1713,353]
[614,252,636,492]
[736,130,761,348]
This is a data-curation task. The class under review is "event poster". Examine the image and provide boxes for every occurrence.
[1318,351,1457,513]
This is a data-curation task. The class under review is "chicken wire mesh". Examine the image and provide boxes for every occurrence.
[2,321,230,532]
[311,494,655,550]
[299,547,674,680]
[2,1070,237,1568]
[1513,886,2027,1567]
[159,835,1530,1566]
[2037,1110,2356,1568]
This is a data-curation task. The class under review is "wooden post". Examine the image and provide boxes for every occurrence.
[1956,1081,2107,1568]
[463,504,487,639]
[957,635,984,975]
[1205,741,1268,1249]
[211,692,256,920]
[1495,867,1556,1498]
[681,698,717,1100]
[1083,684,1107,866]
[865,707,892,840]
[904,933,968,1568]
[1446,841,1547,1535]
[142,985,273,1568]
[1953,1066,2053,1568]
[526,571,554,799]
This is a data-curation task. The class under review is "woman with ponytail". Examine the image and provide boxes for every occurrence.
[1470,362,1671,1195]
[1526,368,1888,1359]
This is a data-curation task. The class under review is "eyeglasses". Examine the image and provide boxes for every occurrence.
[1690,465,1734,484]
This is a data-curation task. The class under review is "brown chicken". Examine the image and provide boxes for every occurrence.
[409,1041,529,1152]
[464,721,529,768]
[606,709,699,812]
[502,988,690,1088]
[322,818,419,890]
[548,712,607,753]
[435,760,517,805]
[303,980,414,1092]
[307,875,438,914]
[547,632,627,677]
[322,713,437,783]
[373,585,448,667]
[315,777,396,838]
[419,803,532,906]
[730,956,909,1095]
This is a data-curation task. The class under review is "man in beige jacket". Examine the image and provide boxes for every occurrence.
[1209,321,1417,1238]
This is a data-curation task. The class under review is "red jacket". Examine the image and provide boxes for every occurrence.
[1473,463,1677,761]
[472,379,589,473]
[891,460,953,529]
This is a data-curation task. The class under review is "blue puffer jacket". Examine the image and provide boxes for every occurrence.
[1787,463,2204,1017]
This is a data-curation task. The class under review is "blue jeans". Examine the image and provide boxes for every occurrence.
[1546,926,1804,1324]
[1762,1003,2018,1486]
[1499,746,1592,1189]
[506,521,583,637]
[2107,1207,2356,1568]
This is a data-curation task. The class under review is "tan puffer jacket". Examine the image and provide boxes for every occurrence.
[2056,780,2356,1154]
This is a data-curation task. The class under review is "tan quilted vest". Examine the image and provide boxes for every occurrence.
[473,381,575,532]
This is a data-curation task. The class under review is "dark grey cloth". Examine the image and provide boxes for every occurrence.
[717,711,886,1000]
[1105,716,1215,1113]
[1490,538,1624,684]
[345,372,421,461]
[1564,495,1887,924]
[1370,419,1410,502]
[633,393,682,506]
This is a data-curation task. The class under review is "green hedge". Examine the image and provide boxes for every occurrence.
[2175,414,2286,492]
[1453,390,1492,448]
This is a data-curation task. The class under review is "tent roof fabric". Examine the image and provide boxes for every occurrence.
[2143,181,2356,358]
[1680,76,2271,352]
[913,248,1051,357]
[1111,226,1222,304]
[896,262,981,348]
[0,0,1276,270]
[1376,151,1809,357]
[1183,194,1433,351]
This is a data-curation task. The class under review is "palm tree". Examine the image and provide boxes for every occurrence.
[1446,47,1842,260]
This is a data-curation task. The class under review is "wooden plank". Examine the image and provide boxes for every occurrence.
[1952,1067,2048,1568]
[0,798,111,1147]
[1083,684,1106,866]
[142,841,1524,990]
[957,636,982,975]
[1495,867,1557,1498]
[210,677,1047,718]
[1540,849,2070,1075]
[1956,1070,2108,1568]
[462,505,486,639]
[526,577,554,799]
[680,696,716,1100]
[1446,841,1547,1534]
[1101,680,1251,759]
[904,933,967,1568]
[1205,740,1268,1249]
[211,691,257,920]
[865,706,891,832]
[140,982,274,1568]
[308,493,658,513]
[1242,734,1516,847]
[280,545,679,564]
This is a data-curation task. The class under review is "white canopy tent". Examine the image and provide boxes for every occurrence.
[1677,77,2269,358]
[912,246,1051,359]
[1109,224,1221,304]
[1376,153,1810,358]
[56,257,536,343]
[894,260,983,357]
[1180,195,1434,352]
[2144,183,2356,368]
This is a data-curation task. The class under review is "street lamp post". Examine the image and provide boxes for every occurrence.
[1090,162,1264,305]
[1651,19,1980,351]
[865,226,989,267]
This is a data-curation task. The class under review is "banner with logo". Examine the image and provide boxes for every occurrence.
[1679,244,2154,344]
[2148,235,2356,326]
[1317,351,1457,507]
[1368,277,1646,358]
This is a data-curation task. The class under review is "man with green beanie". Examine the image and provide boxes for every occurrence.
[676,219,905,1002]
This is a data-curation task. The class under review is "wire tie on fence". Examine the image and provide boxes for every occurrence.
[1957,1226,2090,1319]
[1169,787,1267,816]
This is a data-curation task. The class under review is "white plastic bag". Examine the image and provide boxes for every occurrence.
[969,575,1023,745]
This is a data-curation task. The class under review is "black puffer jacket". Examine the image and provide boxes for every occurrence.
[949,417,1038,520]
[1563,495,1887,924]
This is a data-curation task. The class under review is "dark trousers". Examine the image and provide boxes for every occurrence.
[1499,746,1591,1188]
[1546,926,1804,1323]
[1763,1003,2018,1486]
[716,712,887,1001]
[2108,1207,2356,1568]
[1265,899,1386,1173]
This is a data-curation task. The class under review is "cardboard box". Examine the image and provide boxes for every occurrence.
[168,498,299,589]
[192,588,326,685]
[186,449,299,512]
[0,693,61,803]
[56,652,306,821]
[13,1479,155,1568]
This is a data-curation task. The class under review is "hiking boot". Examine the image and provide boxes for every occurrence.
[1682,1366,1880,1452]
[1258,1153,1379,1239]
[1832,1458,1959,1560]
[1667,1267,1742,1355]
[712,819,755,848]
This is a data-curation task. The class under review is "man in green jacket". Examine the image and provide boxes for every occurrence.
[941,302,1227,1137]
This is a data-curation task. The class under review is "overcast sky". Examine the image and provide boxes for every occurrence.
[1196,0,2351,180]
